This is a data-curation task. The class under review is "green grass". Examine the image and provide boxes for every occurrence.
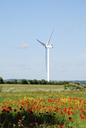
[0,84,64,92]
[0,84,86,101]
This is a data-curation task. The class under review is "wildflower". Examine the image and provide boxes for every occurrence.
[80,114,85,120]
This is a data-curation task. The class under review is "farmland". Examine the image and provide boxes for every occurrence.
[0,84,86,128]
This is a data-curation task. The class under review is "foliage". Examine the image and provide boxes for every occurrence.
[28,79,48,84]
[0,77,4,84]
[18,79,28,84]
[0,96,86,128]
[0,76,85,86]
[5,79,17,84]
[64,83,85,91]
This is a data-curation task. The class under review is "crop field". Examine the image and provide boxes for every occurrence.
[0,84,86,128]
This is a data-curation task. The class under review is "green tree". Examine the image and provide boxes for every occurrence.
[0,77,4,84]
[20,79,28,84]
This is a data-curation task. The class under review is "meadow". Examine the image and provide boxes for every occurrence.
[0,84,86,128]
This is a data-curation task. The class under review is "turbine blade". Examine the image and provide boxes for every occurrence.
[47,30,54,45]
[37,39,46,47]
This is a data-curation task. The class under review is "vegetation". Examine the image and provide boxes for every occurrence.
[64,83,85,91]
[0,84,86,127]
[0,76,86,127]
[0,77,4,84]
[1,75,81,86]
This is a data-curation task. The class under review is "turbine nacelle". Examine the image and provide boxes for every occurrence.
[45,44,53,48]
[36,39,53,49]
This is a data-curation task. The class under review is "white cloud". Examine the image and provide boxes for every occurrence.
[19,42,29,49]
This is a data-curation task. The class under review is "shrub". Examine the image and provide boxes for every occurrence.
[0,77,4,84]
[19,79,28,84]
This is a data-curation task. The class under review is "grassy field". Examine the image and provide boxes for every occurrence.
[0,84,86,128]
[0,84,64,92]
[0,84,86,100]
[0,84,64,101]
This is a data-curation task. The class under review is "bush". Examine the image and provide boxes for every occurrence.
[64,83,84,91]
[0,77,4,84]
[5,79,17,84]
[19,79,28,84]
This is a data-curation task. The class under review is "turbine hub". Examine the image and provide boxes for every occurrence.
[46,44,53,48]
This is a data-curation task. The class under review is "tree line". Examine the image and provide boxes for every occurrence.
[0,77,70,85]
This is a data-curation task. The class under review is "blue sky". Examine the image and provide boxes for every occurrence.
[0,0,86,80]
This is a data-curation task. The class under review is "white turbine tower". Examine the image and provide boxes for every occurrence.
[37,32,53,82]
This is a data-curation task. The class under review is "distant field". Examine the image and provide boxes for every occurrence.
[0,84,86,101]
[0,84,64,93]
[0,84,64,101]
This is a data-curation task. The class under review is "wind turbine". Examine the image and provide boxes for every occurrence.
[37,31,53,82]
